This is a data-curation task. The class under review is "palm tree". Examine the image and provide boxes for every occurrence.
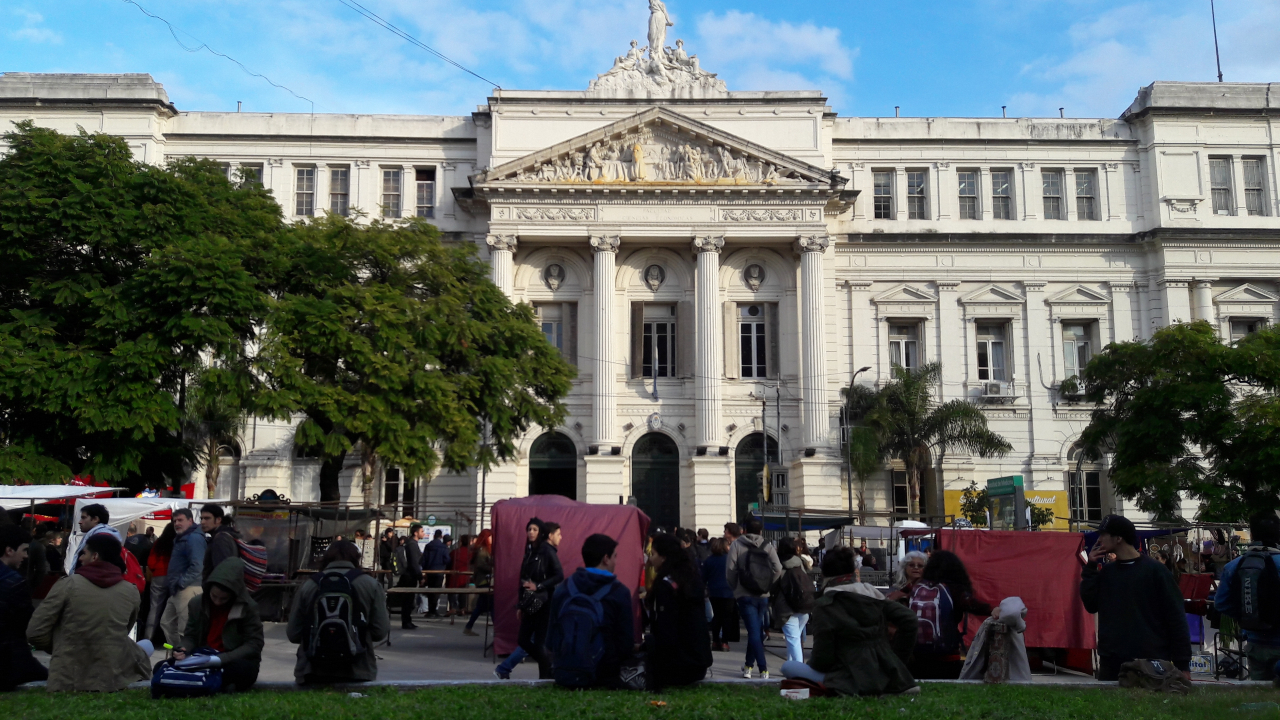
[184,378,245,499]
[863,362,1013,516]
[841,383,883,523]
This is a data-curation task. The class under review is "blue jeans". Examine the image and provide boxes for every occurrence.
[496,646,528,675]
[782,613,809,663]
[737,595,770,672]
[781,660,825,684]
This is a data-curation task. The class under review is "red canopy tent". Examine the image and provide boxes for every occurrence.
[491,495,650,656]
[938,529,1096,650]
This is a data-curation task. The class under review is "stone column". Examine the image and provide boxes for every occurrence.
[486,234,517,298]
[1192,280,1215,323]
[693,235,725,449]
[1108,282,1136,343]
[590,235,621,446]
[936,281,963,397]
[797,234,830,449]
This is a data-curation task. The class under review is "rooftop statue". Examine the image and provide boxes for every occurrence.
[588,1,727,97]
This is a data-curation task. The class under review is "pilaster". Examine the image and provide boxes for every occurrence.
[1108,282,1136,343]
[1160,279,1192,326]
[936,280,963,397]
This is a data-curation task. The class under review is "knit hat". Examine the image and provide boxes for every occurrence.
[1098,515,1137,547]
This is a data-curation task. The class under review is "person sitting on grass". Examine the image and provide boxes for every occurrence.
[546,533,635,689]
[645,533,713,691]
[781,546,919,696]
[287,540,390,685]
[27,534,151,692]
[171,557,264,693]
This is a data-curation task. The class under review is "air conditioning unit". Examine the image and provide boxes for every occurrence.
[981,381,1015,403]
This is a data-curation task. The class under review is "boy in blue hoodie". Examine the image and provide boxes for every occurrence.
[546,533,636,688]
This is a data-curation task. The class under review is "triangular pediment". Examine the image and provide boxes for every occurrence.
[1046,284,1109,304]
[960,284,1025,304]
[475,108,841,188]
[1214,283,1279,304]
[873,284,937,304]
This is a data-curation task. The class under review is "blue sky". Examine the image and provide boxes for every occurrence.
[5,0,1279,119]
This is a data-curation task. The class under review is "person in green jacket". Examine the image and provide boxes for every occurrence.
[781,546,920,696]
[175,557,264,693]
[287,540,390,684]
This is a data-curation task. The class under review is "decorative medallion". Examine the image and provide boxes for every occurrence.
[643,264,666,292]
[744,264,765,292]
[647,412,662,431]
[544,264,565,291]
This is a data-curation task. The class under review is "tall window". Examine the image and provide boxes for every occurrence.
[642,306,676,378]
[991,170,1013,220]
[1074,170,1098,220]
[329,166,350,216]
[539,304,563,353]
[381,169,402,218]
[975,324,1007,381]
[873,170,894,219]
[892,470,909,516]
[1244,158,1268,216]
[1042,170,1064,220]
[1062,323,1092,379]
[1231,319,1264,341]
[295,167,315,216]
[1068,448,1102,522]
[957,170,978,220]
[415,168,435,218]
[907,170,928,219]
[1210,157,1234,215]
[888,323,920,369]
[739,304,768,378]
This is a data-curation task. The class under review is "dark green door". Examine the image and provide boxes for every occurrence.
[734,433,778,524]
[529,432,577,499]
[631,433,680,530]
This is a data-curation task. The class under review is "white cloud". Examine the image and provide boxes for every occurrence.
[1009,1,1280,117]
[10,8,62,44]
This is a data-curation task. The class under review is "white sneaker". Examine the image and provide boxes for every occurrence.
[760,670,770,680]
[741,665,752,679]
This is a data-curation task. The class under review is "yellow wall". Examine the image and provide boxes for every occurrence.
[944,489,1071,531]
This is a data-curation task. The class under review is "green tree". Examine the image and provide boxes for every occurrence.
[841,384,884,523]
[1029,504,1056,530]
[863,363,1013,516]
[256,215,575,504]
[1071,320,1280,522]
[959,480,990,527]
[0,122,279,489]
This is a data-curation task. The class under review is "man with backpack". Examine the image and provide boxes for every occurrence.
[1080,514,1190,682]
[725,519,782,679]
[200,505,241,583]
[287,540,389,685]
[1215,510,1280,681]
[545,534,635,689]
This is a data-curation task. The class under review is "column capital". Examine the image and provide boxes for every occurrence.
[485,234,517,252]
[795,234,830,254]
[589,234,621,253]
[692,235,725,254]
[1192,279,1216,289]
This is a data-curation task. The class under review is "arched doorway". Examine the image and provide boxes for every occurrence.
[529,432,577,499]
[735,433,778,524]
[631,433,680,530]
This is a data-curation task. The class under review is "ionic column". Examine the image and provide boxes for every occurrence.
[693,235,724,449]
[486,234,517,297]
[797,234,830,448]
[590,235,621,446]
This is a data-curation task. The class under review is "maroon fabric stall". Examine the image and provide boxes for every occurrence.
[939,529,1096,650]
[491,495,650,655]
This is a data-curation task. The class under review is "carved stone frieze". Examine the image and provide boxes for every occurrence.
[721,208,809,222]
[511,207,596,222]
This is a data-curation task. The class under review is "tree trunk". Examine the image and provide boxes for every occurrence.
[907,463,922,517]
[205,438,221,499]
[360,444,378,509]
[319,457,343,503]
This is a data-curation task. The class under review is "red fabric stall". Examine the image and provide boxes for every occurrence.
[491,495,650,656]
[938,529,1095,650]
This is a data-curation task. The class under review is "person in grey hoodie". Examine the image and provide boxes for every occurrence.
[725,519,782,679]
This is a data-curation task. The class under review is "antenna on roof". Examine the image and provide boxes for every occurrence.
[1210,0,1224,82]
[1002,106,1007,118]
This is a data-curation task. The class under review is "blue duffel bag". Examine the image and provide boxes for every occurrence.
[150,649,223,699]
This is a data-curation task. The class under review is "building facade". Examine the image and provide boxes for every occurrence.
[3,40,1279,529]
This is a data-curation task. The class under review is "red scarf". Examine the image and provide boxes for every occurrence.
[206,602,232,652]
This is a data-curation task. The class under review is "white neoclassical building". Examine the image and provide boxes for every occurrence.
[3,24,1279,530]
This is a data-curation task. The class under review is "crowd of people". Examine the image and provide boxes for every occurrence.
[1,503,1278,696]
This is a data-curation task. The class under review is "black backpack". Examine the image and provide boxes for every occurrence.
[736,543,776,596]
[1232,548,1280,632]
[307,568,368,672]
[781,566,815,613]
[549,576,613,688]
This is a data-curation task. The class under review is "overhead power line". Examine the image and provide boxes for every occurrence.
[334,0,503,90]
[120,0,315,112]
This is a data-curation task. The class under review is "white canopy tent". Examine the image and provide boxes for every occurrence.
[0,485,124,511]
[65,496,229,575]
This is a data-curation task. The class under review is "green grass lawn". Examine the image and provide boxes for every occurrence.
[7,683,1279,720]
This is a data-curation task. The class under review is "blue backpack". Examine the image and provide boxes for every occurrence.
[550,576,614,688]
[150,649,223,699]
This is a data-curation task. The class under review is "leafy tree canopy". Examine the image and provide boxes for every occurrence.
[0,122,281,488]
[255,215,576,502]
[1072,320,1280,522]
